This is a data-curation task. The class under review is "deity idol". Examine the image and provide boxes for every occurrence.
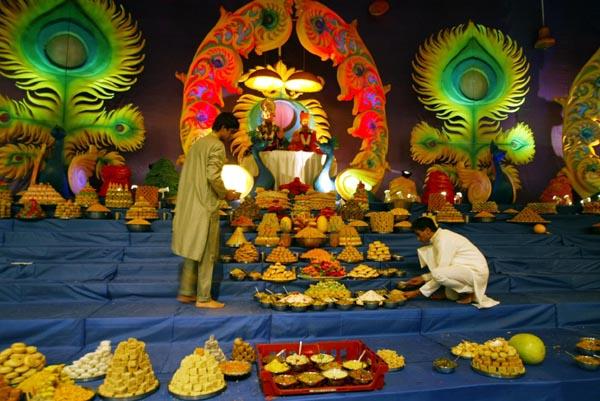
[288,111,321,153]
[255,99,283,151]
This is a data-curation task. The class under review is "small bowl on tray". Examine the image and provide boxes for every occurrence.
[271,301,288,311]
[295,237,326,248]
[86,211,110,219]
[349,369,373,385]
[573,355,600,371]
[433,357,457,374]
[290,302,311,312]
[311,301,328,311]
[576,337,600,356]
[335,299,355,311]
[273,374,298,389]
[296,371,325,387]
[126,222,152,232]
[361,300,381,310]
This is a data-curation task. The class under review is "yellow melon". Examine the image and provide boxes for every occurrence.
[280,216,292,233]
[316,215,328,233]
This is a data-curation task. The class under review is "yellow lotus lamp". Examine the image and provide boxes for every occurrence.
[244,69,283,92]
[221,164,254,198]
[284,71,324,93]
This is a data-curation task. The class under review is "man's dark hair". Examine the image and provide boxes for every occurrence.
[412,216,438,232]
[212,112,239,131]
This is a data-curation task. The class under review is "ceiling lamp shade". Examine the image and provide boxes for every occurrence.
[285,71,324,92]
[244,68,283,91]
[369,0,390,16]
[535,26,556,49]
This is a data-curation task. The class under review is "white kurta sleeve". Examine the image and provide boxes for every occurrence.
[207,143,228,199]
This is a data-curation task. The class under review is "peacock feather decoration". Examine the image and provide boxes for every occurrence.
[0,0,145,195]
[561,48,600,199]
[410,21,535,203]
[178,0,294,159]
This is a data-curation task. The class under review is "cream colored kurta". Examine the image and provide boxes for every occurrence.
[417,228,499,308]
[172,133,228,261]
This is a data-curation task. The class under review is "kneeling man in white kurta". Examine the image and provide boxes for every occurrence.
[403,217,499,308]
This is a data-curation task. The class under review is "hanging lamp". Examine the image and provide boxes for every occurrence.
[535,0,556,49]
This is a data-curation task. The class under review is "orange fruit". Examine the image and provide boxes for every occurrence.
[533,224,547,234]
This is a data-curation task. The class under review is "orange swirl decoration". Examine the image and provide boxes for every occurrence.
[295,0,390,199]
[178,0,293,156]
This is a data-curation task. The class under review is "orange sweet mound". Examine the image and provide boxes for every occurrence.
[507,207,549,224]
[300,248,334,262]
[475,211,494,218]
[87,203,110,212]
[127,218,151,225]
[231,215,254,227]
[295,226,326,239]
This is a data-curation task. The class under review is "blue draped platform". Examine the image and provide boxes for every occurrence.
[1,209,599,401]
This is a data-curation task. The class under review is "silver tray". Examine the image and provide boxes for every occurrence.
[168,384,226,400]
[471,365,525,379]
[74,374,106,383]
[99,383,159,401]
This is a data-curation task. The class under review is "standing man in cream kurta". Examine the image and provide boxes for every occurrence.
[172,112,240,309]
[403,217,499,308]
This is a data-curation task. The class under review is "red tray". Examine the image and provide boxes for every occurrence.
[256,339,388,396]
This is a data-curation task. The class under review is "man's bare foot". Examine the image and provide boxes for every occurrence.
[456,293,474,304]
[177,294,196,304]
[430,288,447,300]
[195,300,225,309]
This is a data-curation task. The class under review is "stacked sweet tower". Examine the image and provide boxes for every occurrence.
[98,338,159,398]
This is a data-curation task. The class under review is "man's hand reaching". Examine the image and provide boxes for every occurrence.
[225,190,240,201]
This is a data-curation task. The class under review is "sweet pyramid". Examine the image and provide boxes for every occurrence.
[75,183,98,208]
[64,340,112,380]
[98,338,159,398]
[471,338,525,377]
[203,335,226,363]
[168,352,225,397]
[231,338,256,363]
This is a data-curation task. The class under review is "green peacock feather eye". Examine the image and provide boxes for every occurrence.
[261,9,279,30]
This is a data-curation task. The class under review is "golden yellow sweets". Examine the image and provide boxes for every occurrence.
[471,201,499,213]
[327,215,344,233]
[471,338,525,376]
[451,340,479,358]
[376,349,405,370]
[507,207,549,223]
[0,342,46,386]
[338,225,362,246]
[86,203,110,213]
[125,196,158,220]
[295,226,326,239]
[98,338,158,398]
[347,264,379,279]
[336,246,363,263]
[126,218,151,225]
[105,183,133,208]
[265,247,297,263]
[75,184,98,208]
[233,243,259,263]
[226,227,249,247]
[367,241,391,261]
[436,205,464,223]
[168,352,225,397]
[255,189,290,209]
[231,338,256,363]
[19,184,64,205]
[54,383,94,401]
[54,200,82,219]
[262,263,296,282]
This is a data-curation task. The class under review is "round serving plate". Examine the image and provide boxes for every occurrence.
[99,383,160,401]
[262,278,296,284]
[74,374,106,383]
[473,217,496,223]
[168,384,226,401]
[470,365,525,379]
[297,274,346,281]
[16,216,44,222]
[86,211,110,220]
[126,224,152,232]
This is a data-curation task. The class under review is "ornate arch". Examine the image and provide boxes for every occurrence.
[178,0,390,199]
